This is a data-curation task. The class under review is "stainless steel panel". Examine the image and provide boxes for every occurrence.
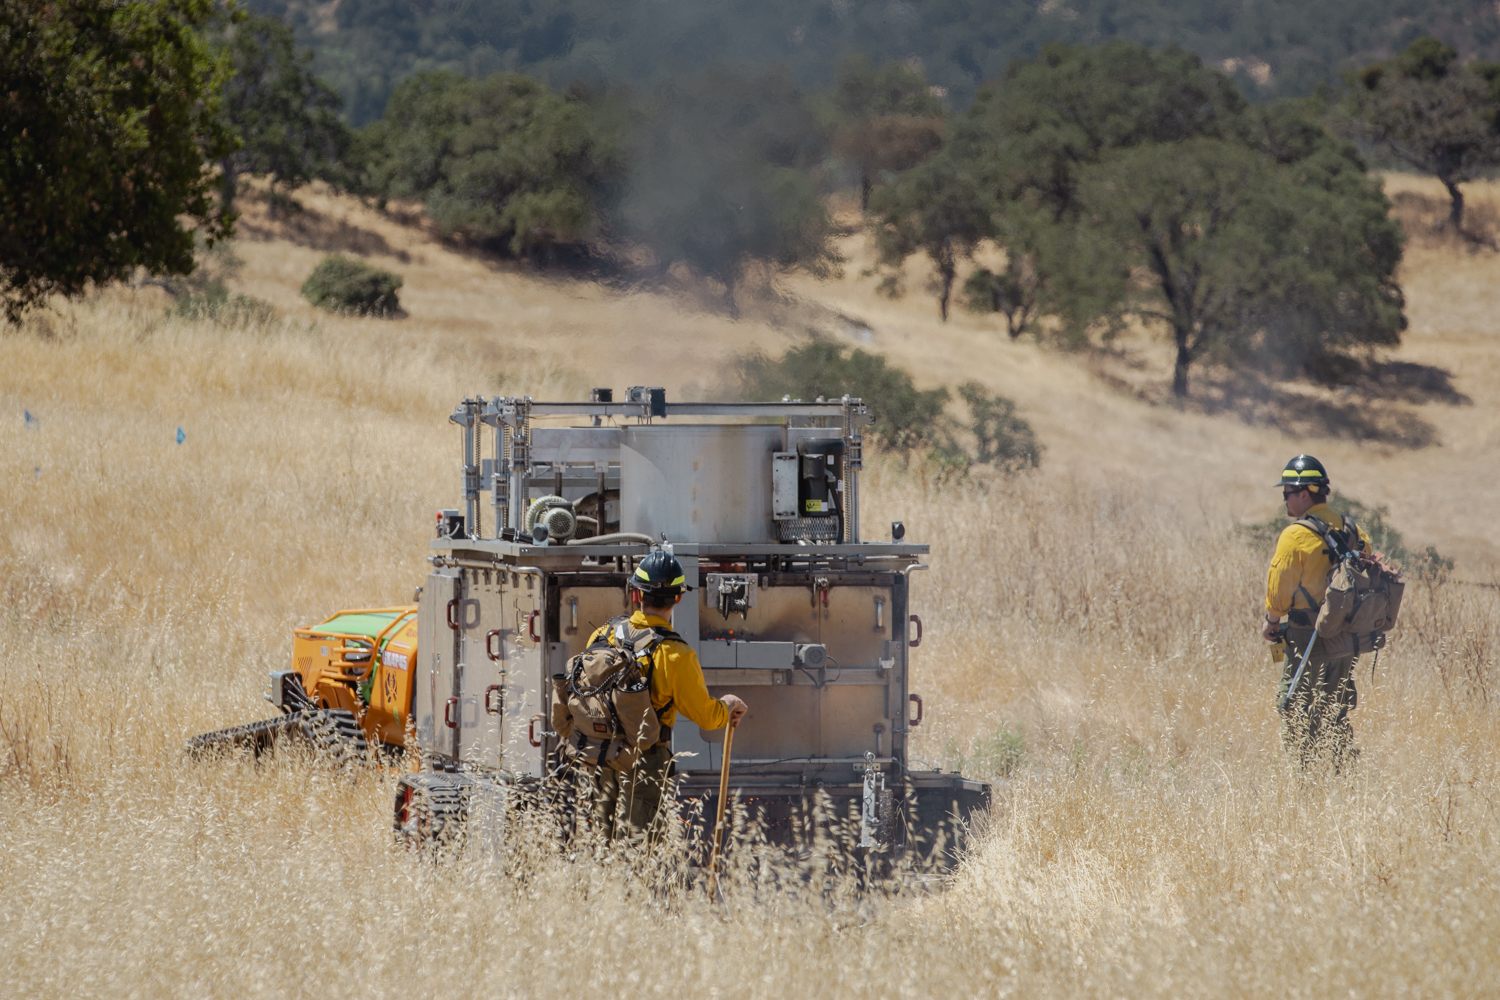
[620,426,782,543]
[702,685,819,758]
[530,427,622,468]
[696,639,796,670]
[458,570,508,769]
[414,572,460,757]
[771,452,798,519]
[701,668,787,686]
[558,585,631,658]
[818,686,889,759]
[700,639,736,669]
[699,584,819,644]
[821,586,893,668]
[737,641,797,670]
[497,575,544,776]
[437,566,548,775]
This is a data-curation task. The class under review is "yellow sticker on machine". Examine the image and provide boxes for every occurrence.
[805,499,824,513]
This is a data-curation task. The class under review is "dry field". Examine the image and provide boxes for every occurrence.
[2,175,1498,998]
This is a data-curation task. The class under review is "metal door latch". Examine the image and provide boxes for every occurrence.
[707,573,757,619]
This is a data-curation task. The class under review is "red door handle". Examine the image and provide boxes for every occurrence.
[446,599,461,632]
[527,609,540,643]
[908,693,923,728]
[486,629,502,661]
[485,684,502,715]
[908,614,923,648]
[528,714,544,747]
[444,696,459,729]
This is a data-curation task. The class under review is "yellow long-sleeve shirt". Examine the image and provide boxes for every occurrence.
[586,610,729,732]
[1265,504,1372,618]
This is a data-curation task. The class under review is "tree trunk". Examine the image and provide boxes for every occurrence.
[219,158,238,213]
[1172,325,1192,398]
[724,279,739,320]
[1443,178,1465,233]
[937,242,954,322]
[860,174,873,212]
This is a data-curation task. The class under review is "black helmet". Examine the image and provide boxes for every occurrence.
[1275,454,1330,490]
[630,550,692,597]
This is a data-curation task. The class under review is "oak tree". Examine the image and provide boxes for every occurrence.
[0,0,236,321]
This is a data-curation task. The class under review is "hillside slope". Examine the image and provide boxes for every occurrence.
[219,177,1499,572]
[4,176,1499,1000]
[261,0,1500,122]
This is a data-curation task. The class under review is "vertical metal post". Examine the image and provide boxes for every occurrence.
[596,466,607,534]
[842,398,862,544]
[451,400,482,540]
[485,398,508,537]
[470,400,482,539]
[508,398,531,536]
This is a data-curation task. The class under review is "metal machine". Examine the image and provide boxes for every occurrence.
[394,389,989,863]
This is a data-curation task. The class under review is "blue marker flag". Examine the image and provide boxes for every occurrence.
[24,409,38,429]
[176,427,185,445]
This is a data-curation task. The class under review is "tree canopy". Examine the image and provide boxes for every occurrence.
[873,42,1406,397]
[361,71,624,256]
[253,0,1500,125]
[823,55,945,209]
[213,10,355,213]
[0,0,237,322]
[1076,135,1404,395]
[868,156,992,321]
[1345,36,1500,231]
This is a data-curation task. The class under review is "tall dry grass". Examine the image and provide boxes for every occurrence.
[3,295,1498,998]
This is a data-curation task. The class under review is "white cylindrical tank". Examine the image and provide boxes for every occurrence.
[620,426,780,543]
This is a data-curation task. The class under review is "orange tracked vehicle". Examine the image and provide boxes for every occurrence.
[189,606,419,760]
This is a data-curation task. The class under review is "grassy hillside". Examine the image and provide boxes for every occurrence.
[213,175,1500,569]
[2,175,1498,998]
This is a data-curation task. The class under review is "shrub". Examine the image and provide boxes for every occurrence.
[730,340,950,460]
[170,282,277,328]
[300,255,403,316]
[728,341,1041,475]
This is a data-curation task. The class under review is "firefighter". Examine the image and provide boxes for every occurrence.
[577,549,747,846]
[1261,455,1371,765]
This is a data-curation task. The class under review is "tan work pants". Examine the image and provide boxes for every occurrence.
[574,743,673,848]
[1279,627,1357,769]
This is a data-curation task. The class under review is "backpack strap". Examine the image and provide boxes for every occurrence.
[1295,583,1320,615]
[609,620,683,721]
[1342,515,1363,555]
[1293,515,1337,558]
[592,617,684,725]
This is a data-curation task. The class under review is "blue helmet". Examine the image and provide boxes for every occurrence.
[1276,454,1330,491]
[630,550,692,598]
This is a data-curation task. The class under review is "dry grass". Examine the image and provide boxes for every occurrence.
[3,179,1499,998]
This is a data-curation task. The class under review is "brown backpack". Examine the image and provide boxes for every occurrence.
[1295,514,1405,656]
[551,617,678,772]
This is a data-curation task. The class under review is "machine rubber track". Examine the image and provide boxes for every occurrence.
[302,709,370,765]
[394,774,474,853]
[187,709,369,765]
